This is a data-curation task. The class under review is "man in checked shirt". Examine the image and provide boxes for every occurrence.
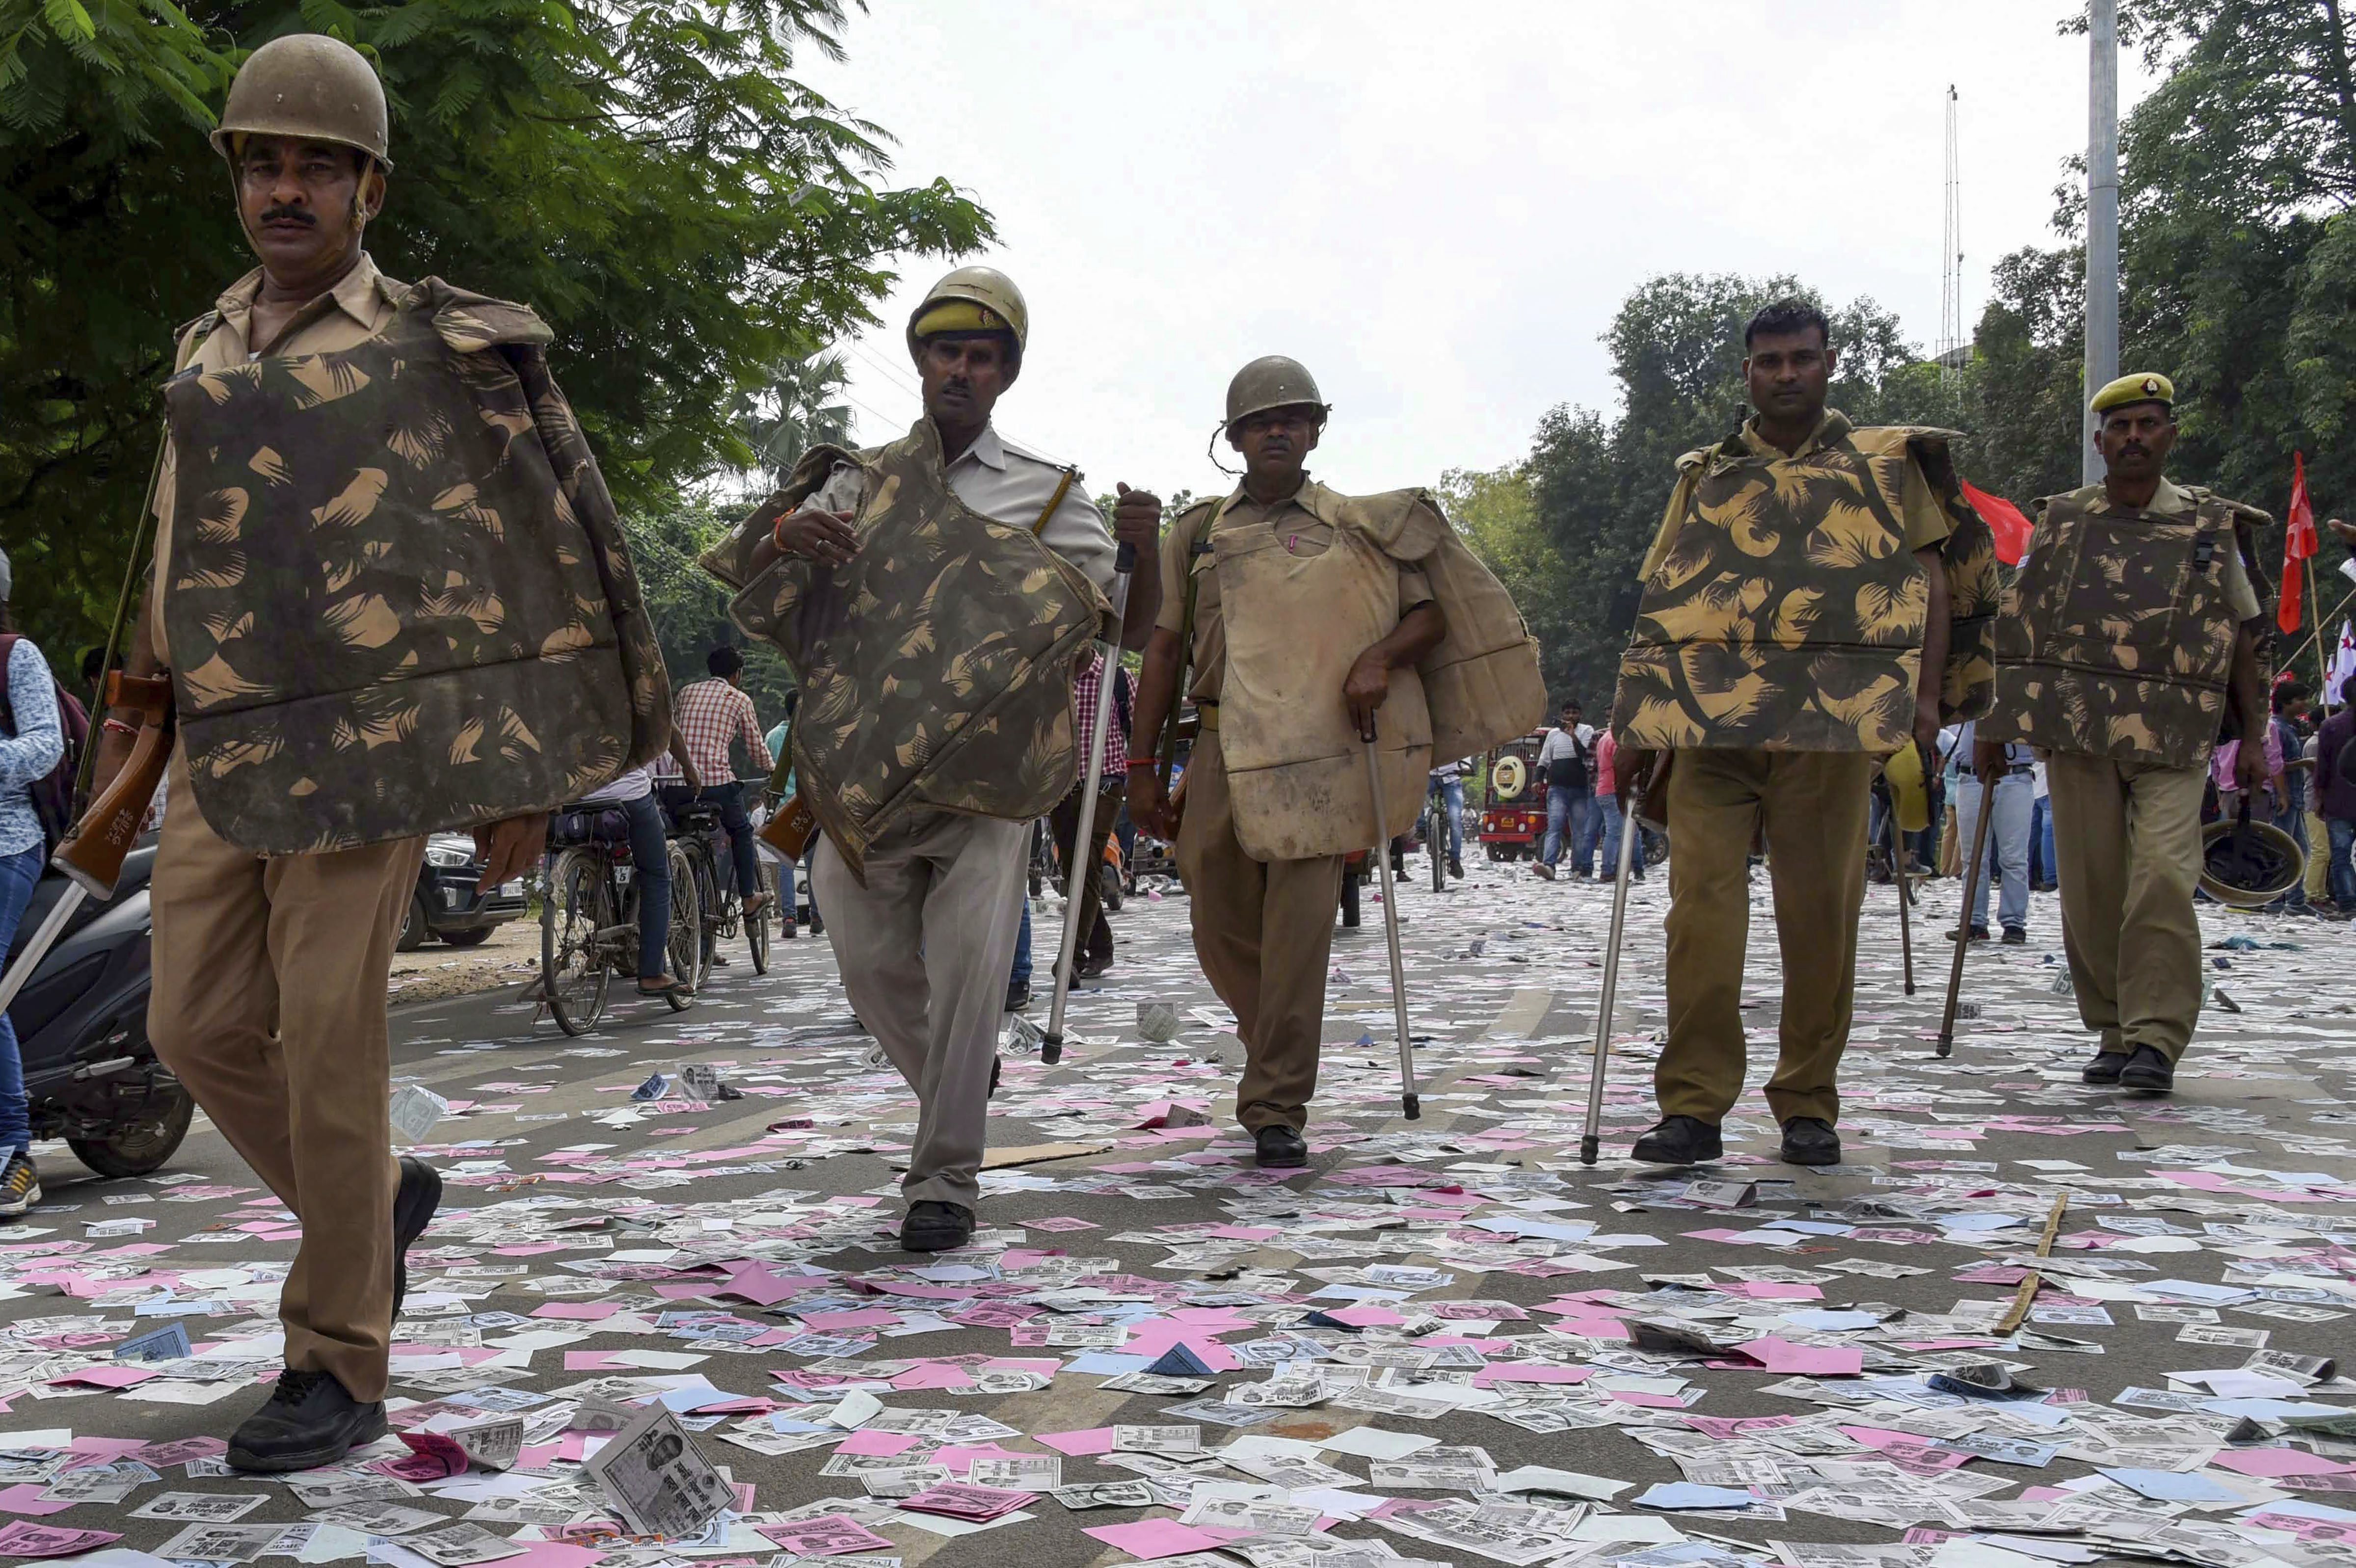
[659,646,776,919]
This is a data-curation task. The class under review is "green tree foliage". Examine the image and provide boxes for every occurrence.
[2,0,990,678]
[1436,462,1571,700]
[731,349,854,498]
[1983,1,2356,575]
[628,499,798,735]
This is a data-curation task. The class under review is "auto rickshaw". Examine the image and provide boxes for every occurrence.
[1478,730,1550,861]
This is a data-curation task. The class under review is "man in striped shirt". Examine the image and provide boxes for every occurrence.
[658,647,775,917]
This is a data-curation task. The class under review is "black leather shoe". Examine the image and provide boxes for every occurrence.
[392,1157,441,1317]
[2118,1045,2175,1094]
[899,1200,975,1252]
[2000,927,2027,945]
[1631,1116,1722,1165]
[1779,1117,1841,1167]
[1448,857,1464,879]
[2082,1050,2128,1085]
[989,1056,1002,1098]
[228,1370,386,1473]
[1948,926,1991,942]
[1253,1125,1309,1169]
[1004,981,1030,1012]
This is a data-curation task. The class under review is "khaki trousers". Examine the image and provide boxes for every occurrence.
[811,810,1027,1210]
[1174,728,1343,1133]
[2305,804,2330,904]
[1659,748,1873,1127]
[2045,750,2207,1063]
[1050,779,1124,966]
[147,746,425,1403]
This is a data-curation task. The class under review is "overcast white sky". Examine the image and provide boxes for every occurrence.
[799,0,2154,500]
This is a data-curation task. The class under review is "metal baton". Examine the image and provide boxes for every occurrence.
[1359,719,1419,1119]
[1936,772,1998,1058]
[1040,541,1135,1067]
[1579,789,1642,1165]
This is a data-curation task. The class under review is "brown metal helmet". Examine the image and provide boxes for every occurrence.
[1224,356,1327,434]
[211,34,393,170]
[2198,806,2305,908]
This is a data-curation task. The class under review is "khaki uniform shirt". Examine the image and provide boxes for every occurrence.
[2052,477,2261,621]
[150,255,407,665]
[1154,478,1434,704]
[1638,412,1952,581]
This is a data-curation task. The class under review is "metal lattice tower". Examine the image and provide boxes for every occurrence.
[1938,84,1966,381]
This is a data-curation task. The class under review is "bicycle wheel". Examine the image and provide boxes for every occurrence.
[693,850,723,984]
[665,842,702,1003]
[746,865,774,974]
[541,849,612,1036]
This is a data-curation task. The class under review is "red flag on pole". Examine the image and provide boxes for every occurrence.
[1959,478,2035,566]
[2281,451,2318,635]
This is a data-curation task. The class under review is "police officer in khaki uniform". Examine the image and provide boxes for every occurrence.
[85,37,553,1471]
[1613,301,1996,1169]
[737,269,1157,1250]
[1127,360,1447,1169]
[1980,374,2271,1094]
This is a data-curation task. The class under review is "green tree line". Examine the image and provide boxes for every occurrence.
[2,0,986,709]
[1453,0,2356,710]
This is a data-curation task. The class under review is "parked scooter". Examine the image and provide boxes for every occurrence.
[5,841,190,1179]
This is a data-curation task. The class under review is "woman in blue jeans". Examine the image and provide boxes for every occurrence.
[0,564,65,1218]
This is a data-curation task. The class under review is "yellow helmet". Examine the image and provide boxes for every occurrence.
[1882,740,1930,834]
[905,266,1028,365]
[211,34,392,170]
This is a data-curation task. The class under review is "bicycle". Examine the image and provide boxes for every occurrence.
[664,785,775,982]
[539,806,700,1037]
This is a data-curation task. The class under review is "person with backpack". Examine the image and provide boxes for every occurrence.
[0,548,69,1218]
[1530,698,1594,880]
[2315,677,2356,917]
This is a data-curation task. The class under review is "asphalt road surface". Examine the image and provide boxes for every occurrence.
[5,846,2353,1568]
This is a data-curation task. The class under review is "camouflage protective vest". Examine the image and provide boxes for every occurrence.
[1613,417,1997,754]
[159,279,670,854]
[1211,485,1545,860]
[1983,489,2263,768]
[700,421,1104,882]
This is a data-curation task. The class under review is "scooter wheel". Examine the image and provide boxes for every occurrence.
[69,1082,194,1179]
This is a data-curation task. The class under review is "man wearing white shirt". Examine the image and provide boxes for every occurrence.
[734,268,1158,1252]
[1946,719,2035,943]
[1530,699,1595,880]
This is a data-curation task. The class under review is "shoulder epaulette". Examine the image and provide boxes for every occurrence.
[171,310,221,370]
[2181,485,2273,528]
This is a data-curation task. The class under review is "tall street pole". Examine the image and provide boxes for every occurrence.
[2084,0,2120,485]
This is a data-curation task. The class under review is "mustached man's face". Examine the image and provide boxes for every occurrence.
[2097,402,2175,482]
[918,335,1013,433]
[236,134,379,281]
